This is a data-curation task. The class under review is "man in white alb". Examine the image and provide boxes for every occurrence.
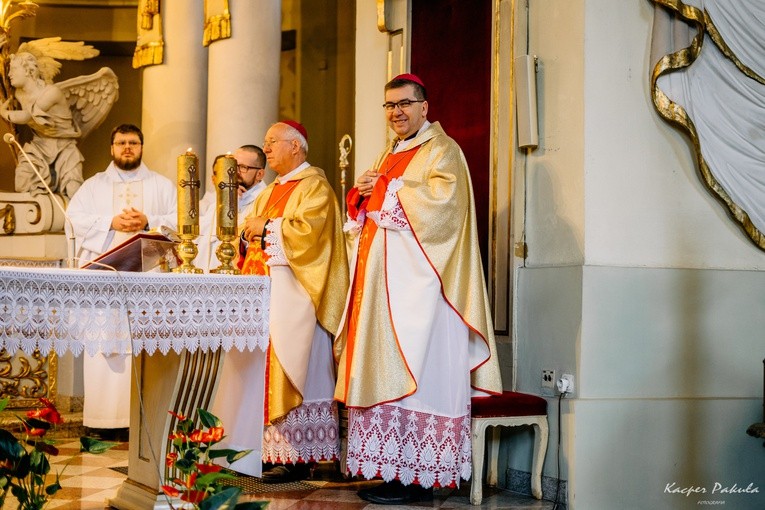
[67,123,176,436]
[196,145,266,272]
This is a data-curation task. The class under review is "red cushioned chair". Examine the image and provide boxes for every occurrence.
[470,391,549,505]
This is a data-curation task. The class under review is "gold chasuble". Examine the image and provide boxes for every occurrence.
[243,166,348,423]
[335,122,502,408]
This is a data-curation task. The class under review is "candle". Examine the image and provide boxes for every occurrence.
[177,148,200,236]
[214,154,238,237]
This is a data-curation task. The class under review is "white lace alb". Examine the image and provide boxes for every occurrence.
[367,178,410,231]
[262,399,340,464]
[346,403,471,489]
[264,218,288,266]
[0,267,270,356]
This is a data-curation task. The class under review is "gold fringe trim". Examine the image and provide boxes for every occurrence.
[132,42,164,69]
[140,0,159,30]
[650,0,765,250]
[203,11,231,47]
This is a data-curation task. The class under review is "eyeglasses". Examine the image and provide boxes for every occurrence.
[112,140,142,147]
[237,164,263,173]
[263,139,290,148]
[382,99,424,112]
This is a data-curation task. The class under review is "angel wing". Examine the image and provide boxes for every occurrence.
[17,37,99,83]
[58,67,119,139]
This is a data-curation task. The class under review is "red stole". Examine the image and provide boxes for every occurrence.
[341,147,419,399]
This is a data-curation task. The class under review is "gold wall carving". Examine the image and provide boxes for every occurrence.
[203,0,231,47]
[0,349,57,409]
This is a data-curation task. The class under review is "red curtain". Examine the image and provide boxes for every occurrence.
[411,0,493,268]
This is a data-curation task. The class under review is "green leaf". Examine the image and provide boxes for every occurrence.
[29,450,50,475]
[197,409,222,429]
[79,437,117,454]
[10,484,24,498]
[226,449,252,464]
[0,429,25,461]
[198,486,241,510]
[11,452,30,478]
[44,481,61,496]
[207,448,239,460]
[195,471,236,486]
[178,418,194,434]
[174,458,196,471]
[35,441,58,457]
[0,398,9,413]
[19,416,51,432]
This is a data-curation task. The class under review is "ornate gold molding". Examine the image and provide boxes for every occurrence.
[203,0,231,47]
[0,349,57,409]
[133,0,163,68]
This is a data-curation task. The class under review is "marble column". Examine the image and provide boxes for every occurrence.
[206,1,281,174]
[141,2,208,182]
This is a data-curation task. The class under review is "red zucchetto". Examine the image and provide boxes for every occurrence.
[279,120,308,142]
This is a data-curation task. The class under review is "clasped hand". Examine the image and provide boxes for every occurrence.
[241,216,268,243]
[111,207,147,232]
[356,169,380,197]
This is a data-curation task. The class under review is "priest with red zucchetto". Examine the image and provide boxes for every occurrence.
[334,74,503,505]
[212,120,348,483]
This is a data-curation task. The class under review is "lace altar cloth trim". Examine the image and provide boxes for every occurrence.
[262,399,340,464]
[0,268,270,356]
[346,403,471,489]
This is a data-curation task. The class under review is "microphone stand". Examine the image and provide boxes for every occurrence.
[3,133,77,268]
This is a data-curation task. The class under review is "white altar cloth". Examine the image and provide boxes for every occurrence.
[0,267,270,356]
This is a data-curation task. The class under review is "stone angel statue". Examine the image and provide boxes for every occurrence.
[0,37,118,199]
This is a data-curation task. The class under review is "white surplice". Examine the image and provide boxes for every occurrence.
[66,162,177,428]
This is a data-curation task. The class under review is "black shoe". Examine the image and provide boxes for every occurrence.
[261,463,312,484]
[358,480,434,505]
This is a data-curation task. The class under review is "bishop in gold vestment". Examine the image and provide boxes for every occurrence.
[335,75,502,503]
[212,121,348,480]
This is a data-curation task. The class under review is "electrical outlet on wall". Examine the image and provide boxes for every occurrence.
[541,369,555,396]
[557,373,575,395]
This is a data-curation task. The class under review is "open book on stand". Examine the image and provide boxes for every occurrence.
[82,227,180,272]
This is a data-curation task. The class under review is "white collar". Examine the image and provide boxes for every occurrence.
[276,161,310,184]
[392,121,431,154]
[107,162,150,181]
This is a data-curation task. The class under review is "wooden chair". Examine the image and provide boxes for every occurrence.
[470,391,549,505]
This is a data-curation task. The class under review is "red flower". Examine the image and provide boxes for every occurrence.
[161,485,180,498]
[185,471,198,488]
[26,398,63,425]
[189,427,223,444]
[207,427,224,442]
[165,452,178,467]
[168,432,188,442]
[181,489,207,504]
[23,424,46,437]
[195,462,222,474]
[168,410,187,421]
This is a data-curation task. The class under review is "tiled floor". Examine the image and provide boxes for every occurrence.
[12,439,557,509]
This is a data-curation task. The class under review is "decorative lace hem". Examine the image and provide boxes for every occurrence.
[367,178,409,231]
[346,403,471,489]
[262,399,340,464]
[0,268,270,356]
[264,218,288,266]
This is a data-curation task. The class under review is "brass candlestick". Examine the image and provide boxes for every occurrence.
[210,154,240,275]
[173,148,202,274]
